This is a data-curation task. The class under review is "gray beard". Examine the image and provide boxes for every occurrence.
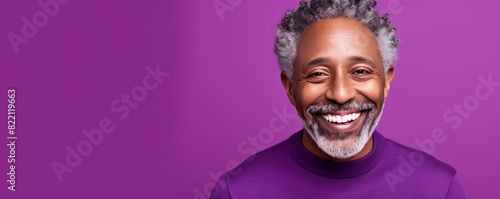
[301,102,385,159]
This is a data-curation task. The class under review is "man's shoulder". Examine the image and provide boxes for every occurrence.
[210,132,299,199]
[381,134,457,179]
[219,131,300,183]
[235,131,298,170]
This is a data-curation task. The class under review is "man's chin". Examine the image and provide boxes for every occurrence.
[314,135,365,159]
[301,103,384,159]
[310,121,370,159]
[320,129,359,140]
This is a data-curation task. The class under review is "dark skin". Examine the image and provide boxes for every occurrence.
[281,18,395,162]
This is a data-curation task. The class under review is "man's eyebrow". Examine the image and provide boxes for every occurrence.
[303,57,331,69]
[349,56,376,68]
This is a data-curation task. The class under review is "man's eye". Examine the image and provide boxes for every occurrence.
[354,69,370,75]
[309,72,325,77]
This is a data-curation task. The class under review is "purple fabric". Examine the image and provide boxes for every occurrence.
[210,131,468,199]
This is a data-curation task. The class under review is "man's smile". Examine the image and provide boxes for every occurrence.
[321,112,361,123]
[316,111,368,135]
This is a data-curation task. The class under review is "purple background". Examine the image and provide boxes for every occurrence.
[1,0,499,198]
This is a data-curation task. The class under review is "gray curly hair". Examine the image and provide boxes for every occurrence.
[274,0,399,80]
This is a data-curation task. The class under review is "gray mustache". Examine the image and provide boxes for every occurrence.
[307,102,375,114]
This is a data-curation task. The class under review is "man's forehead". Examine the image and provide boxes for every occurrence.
[295,18,381,67]
[298,18,377,50]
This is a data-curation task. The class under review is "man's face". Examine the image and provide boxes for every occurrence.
[281,18,394,160]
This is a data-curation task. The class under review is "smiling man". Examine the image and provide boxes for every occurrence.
[210,0,468,198]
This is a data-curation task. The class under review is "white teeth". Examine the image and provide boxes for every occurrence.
[330,115,336,122]
[322,112,362,124]
[354,113,360,120]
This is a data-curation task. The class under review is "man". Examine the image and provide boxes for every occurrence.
[210,0,468,198]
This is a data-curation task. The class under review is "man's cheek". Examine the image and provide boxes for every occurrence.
[295,95,311,120]
[300,84,326,101]
[355,81,383,102]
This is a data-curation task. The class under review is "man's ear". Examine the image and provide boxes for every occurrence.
[384,67,395,99]
[281,72,295,106]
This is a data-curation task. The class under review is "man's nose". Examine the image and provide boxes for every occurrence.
[325,75,356,104]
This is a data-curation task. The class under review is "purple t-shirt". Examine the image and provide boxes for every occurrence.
[210,130,468,199]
